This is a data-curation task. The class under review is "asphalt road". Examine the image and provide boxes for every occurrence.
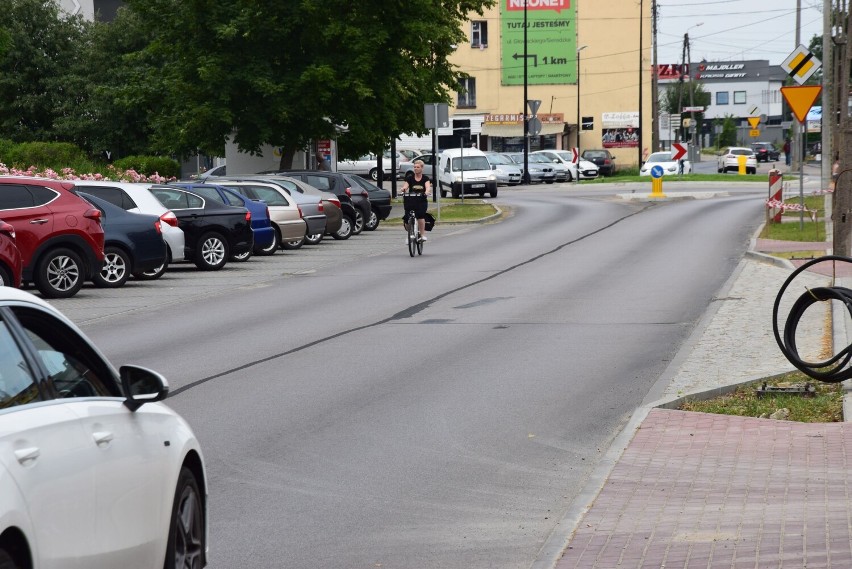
[55,183,767,568]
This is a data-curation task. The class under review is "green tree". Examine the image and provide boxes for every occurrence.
[714,115,737,148]
[123,0,495,167]
[0,0,89,143]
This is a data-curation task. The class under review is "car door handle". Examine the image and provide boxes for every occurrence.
[93,431,114,447]
[14,447,40,465]
[29,219,49,225]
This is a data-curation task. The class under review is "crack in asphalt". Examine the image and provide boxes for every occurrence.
[170,204,654,397]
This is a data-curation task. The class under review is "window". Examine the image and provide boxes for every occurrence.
[0,184,36,209]
[734,91,746,104]
[472,21,488,47]
[13,306,119,399]
[0,318,39,409]
[716,91,729,105]
[74,186,137,210]
[247,185,290,207]
[189,186,227,204]
[457,77,476,108]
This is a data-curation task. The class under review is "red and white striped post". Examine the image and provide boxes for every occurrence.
[768,169,783,223]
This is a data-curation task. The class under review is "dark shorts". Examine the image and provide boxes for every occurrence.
[403,194,428,220]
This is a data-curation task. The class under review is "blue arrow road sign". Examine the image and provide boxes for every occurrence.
[650,165,665,179]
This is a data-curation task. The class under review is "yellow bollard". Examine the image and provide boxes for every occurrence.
[650,176,666,198]
[738,154,747,175]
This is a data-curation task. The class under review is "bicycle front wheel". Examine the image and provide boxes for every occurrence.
[416,235,423,255]
[408,221,416,257]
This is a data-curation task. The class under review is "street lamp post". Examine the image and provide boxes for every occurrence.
[522,0,530,184]
[576,45,587,183]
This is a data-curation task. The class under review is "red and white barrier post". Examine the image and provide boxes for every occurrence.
[767,169,783,223]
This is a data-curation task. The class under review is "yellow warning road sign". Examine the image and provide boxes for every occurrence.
[781,85,823,123]
[749,129,760,137]
[747,117,760,129]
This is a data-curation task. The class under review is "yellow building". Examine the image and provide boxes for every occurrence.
[433,0,652,169]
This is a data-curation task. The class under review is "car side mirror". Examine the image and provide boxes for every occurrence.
[491,165,497,170]
[120,365,169,411]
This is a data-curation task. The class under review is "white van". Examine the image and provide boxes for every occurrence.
[437,148,498,198]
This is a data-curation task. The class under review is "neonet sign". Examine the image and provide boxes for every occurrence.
[506,0,570,12]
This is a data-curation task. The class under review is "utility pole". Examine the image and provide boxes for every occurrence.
[676,36,687,142]
[638,0,644,169]
[836,6,852,256]
[651,0,659,152]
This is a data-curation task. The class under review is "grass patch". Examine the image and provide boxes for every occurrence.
[770,250,827,260]
[385,202,498,225]
[678,371,844,422]
[760,219,825,241]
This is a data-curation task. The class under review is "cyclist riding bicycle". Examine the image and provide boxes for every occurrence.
[401,159,431,242]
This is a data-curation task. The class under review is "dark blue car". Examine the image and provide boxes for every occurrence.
[76,192,168,287]
[170,182,277,258]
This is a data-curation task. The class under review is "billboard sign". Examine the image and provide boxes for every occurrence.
[500,0,577,86]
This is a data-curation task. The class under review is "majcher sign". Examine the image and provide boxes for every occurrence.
[501,0,577,86]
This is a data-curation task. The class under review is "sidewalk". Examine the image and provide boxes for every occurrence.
[538,194,852,568]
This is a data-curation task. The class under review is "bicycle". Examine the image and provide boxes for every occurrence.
[402,191,424,257]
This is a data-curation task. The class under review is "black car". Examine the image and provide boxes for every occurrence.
[148,185,253,270]
[581,149,616,176]
[750,142,780,163]
[267,170,372,236]
[342,174,392,231]
[76,192,168,287]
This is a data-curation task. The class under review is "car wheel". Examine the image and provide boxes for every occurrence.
[34,247,84,298]
[93,246,130,288]
[369,168,379,181]
[282,235,304,250]
[0,547,21,569]
[451,186,460,199]
[352,210,365,235]
[489,187,498,198]
[230,250,252,262]
[134,262,167,281]
[566,171,574,182]
[365,210,379,231]
[164,467,205,569]
[333,215,353,240]
[0,264,13,288]
[305,232,323,245]
[194,232,228,271]
[255,228,280,256]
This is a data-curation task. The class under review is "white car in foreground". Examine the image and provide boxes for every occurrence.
[639,151,693,176]
[717,146,757,174]
[0,288,207,568]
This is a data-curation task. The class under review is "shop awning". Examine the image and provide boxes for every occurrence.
[480,123,566,137]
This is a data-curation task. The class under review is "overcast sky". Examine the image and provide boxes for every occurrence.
[655,0,824,66]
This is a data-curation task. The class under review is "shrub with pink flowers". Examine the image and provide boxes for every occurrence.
[0,163,176,183]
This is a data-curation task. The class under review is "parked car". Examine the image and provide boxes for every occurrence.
[0,220,22,288]
[237,175,344,239]
[148,185,254,270]
[273,171,372,236]
[337,153,396,181]
[0,177,105,298]
[76,192,168,288]
[483,152,523,185]
[0,287,207,568]
[639,151,693,176]
[212,180,312,248]
[531,150,573,181]
[169,182,277,258]
[436,148,499,198]
[750,142,781,163]
[196,164,226,180]
[581,149,616,176]
[535,149,600,181]
[399,149,428,161]
[397,153,437,180]
[343,174,392,231]
[215,178,326,248]
[717,147,758,174]
[70,181,185,280]
[503,152,557,184]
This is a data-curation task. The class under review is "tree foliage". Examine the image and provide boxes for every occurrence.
[0,0,89,142]
[123,0,495,165]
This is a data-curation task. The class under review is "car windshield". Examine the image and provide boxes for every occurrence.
[487,154,513,165]
[584,151,607,159]
[646,153,671,163]
[528,154,551,164]
[552,151,573,161]
[450,156,491,171]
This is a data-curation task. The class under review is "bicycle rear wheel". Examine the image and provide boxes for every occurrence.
[416,233,423,255]
[407,216,416,257]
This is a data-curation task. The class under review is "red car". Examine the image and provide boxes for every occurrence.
[0,220,23,288]
[0,177,104,298]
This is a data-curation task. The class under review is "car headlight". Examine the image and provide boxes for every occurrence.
[487,174,496,181]
[666,165,676,172]
[453,175,463,183]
